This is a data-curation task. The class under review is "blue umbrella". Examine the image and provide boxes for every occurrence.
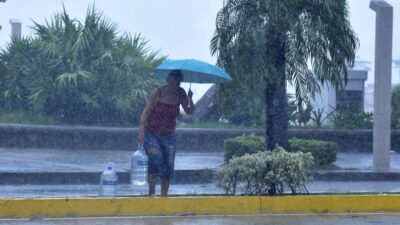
[152,59,232,84]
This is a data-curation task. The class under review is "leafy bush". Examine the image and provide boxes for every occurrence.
[288,138,337,166]
[224,135,337,166]
[223,134,265,162]
[310,107,335,128]
[288,94,312,126]
[332,106,373,129]
[217,147,314,195]
[392,84,400,129]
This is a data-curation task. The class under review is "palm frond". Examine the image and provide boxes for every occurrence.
[56,70,91,87]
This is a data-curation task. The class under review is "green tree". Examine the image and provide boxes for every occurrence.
[211,0,358,150]
[0,6,164,125]
[392,84,400,129]
[0,36,40,110]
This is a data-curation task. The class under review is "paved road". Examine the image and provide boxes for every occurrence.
[1,214,400,225]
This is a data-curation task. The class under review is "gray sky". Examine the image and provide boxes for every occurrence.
[0,0,399,102]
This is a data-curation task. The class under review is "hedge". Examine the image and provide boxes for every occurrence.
[288,138,337,166]
[223,134,265,162]
[223,134,337,166]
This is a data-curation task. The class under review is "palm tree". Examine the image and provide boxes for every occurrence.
[29,6,164,125]
[0,6,164,125]
[211,0,358,150]
[0,36,40,110]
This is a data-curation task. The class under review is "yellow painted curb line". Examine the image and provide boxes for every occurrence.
[260,195,400,213]
[1,195,400,218]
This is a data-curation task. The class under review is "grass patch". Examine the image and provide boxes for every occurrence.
[0,110,60,125]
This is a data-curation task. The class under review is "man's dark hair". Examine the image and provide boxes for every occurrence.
[168,70,183,82]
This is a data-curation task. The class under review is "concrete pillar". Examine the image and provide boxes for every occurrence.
[9,19,21,39]
[370,0,393,169]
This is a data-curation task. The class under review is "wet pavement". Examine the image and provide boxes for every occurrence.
[1,149,400,224]
[0,148,224,172]
[1,214,400,225]
[1,147,400,172]
[334,151,400,170]
[1,181,400,198]
[1,148,400,197]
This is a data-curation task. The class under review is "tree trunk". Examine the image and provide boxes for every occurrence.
[265,77,289,151]
[265,33,289,151]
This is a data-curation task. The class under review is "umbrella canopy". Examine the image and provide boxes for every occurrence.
[153,59,232,84]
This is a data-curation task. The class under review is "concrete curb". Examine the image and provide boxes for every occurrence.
[1,195,400,218]
[1,169,400,185]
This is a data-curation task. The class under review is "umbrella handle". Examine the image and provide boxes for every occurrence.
[187,83,192,108]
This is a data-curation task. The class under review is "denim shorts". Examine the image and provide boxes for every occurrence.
[144,131,176,179]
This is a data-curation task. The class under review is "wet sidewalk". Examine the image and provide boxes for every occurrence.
[1,148,400,197]
[0,148,224,172]
[0,148,400,172]
[1,148,400,185]
[1,147,400,172]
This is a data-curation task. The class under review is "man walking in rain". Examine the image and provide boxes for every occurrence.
[138,70,195,197]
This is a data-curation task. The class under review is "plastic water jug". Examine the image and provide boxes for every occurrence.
[99,162,118,196]
[131,143,148,186]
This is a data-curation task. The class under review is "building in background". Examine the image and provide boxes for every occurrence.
[311,69,368,126]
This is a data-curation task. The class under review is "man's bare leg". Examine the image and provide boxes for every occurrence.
[148,175,157,197]
[161,178,170,197]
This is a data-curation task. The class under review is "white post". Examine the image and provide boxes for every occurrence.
[370,0,393,169]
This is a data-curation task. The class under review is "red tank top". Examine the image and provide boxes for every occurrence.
[145,92,180,136]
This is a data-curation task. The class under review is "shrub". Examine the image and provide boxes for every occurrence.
[223,134,265,162]
[288,94,312,126]
[332,106,373,129]
[216,147,314,195]
[289,138,337,166]
[223,135,337,166]
[392,84,400,129]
